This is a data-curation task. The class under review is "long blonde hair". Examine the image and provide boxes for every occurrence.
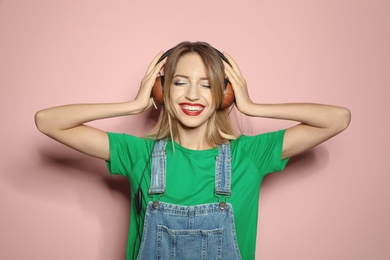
[148,41,238,146]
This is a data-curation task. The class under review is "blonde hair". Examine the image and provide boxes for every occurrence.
[148,41,238,146]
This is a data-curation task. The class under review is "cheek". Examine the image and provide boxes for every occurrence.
[169,86,184,101]
[203,91,214,106]
[167,91,181,116]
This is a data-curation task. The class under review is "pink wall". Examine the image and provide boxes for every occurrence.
[1,0,389,259]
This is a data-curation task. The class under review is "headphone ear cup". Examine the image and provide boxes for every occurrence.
[151,76,165,105]
[217,50,234,110]
[151,48,170,106]
[220,81,235,110]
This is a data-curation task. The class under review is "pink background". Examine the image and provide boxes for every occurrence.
[1,0,389,259]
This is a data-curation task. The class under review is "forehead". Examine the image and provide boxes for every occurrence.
[174,53,207,76]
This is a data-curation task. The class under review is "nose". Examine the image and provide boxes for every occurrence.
[185,84,200,101]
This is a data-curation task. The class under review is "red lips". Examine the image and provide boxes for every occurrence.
[179,102,205,116]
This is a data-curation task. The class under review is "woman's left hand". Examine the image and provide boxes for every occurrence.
[223,52,253,115]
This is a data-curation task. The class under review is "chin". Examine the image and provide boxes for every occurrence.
[178,119,208,129]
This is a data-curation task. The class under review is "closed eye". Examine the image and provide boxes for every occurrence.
[173,81,186,86]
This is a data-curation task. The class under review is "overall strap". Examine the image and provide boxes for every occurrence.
[215,142,232,197]
[148,139,167,196]
[148,140,232,208]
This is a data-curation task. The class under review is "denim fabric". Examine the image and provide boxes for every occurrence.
[138,140,241,260]
[148,140,167,195]
[137,202,241,259]
[215,142,232,196]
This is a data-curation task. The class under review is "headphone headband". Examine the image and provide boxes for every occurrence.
[156,47,231,67]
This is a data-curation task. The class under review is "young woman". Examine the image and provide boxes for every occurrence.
[35,41,351,260]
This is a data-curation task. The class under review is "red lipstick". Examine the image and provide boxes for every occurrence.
[179,102,205,116]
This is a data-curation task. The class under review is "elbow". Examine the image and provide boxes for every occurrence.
[34,110,44,132]
[34,110,49,134]
[335,107,352,133]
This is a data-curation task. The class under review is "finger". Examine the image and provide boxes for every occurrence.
[145,51,165,75]
[223,52,243,76]
[142,59,167,90]
[224,60,247,93]
[140,55,167,94]
[223,60,240,84]
[149,57,167,80]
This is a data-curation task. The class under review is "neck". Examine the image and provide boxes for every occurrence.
[175,124,213,150]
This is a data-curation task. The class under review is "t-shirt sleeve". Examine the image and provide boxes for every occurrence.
[238,129,289,176]
[105,132,150,177]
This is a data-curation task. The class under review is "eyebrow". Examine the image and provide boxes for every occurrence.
[173,74,209,80]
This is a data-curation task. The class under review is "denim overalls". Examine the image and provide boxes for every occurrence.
[137,140,242,260]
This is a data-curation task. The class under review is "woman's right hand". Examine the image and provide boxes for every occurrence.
[134,51,166,112]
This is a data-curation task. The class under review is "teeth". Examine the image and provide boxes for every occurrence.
[181,105,204,111]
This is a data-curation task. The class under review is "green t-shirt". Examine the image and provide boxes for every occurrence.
[106,130,289,260]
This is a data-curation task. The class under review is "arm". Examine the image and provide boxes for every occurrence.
[35,51,166,161]
[239,103,350,159]
[223,53,351,159]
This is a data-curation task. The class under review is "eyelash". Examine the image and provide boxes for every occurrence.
[173,81,211,88]
[173,81,185,86]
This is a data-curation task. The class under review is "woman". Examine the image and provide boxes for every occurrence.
[35,41,351,260]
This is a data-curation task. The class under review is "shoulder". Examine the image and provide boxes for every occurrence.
[231,130,289,174]
[107,132,156,150]
[232,130,286,148]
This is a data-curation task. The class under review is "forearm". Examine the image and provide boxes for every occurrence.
[35,100,145,134]
[243,102,351,131]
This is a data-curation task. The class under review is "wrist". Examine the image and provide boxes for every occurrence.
[126,98,151,115]
[237,101,256,116]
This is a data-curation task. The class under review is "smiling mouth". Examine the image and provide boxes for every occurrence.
[179,103,205,116]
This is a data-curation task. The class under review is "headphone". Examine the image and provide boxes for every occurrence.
[151,47,235,110]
